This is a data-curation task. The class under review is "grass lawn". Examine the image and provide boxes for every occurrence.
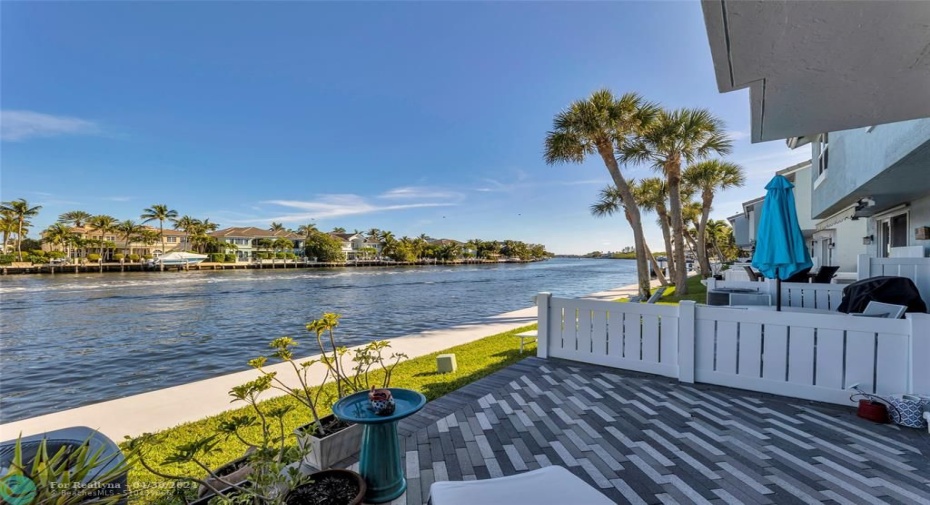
[123,324,537,504]
[658,274,707,304]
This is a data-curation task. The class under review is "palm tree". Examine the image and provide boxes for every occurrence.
[141,204,178,270]
[174,215,202,252]
[634,177,676,282]
[683,160,745,277]
[591,184,669,286]
[87,215,117,262]
[620,108,732,295]
[58,210,92,228]
[0,209,16,255]
[117,220,143,258]
[0,199,43,261]
[706,219,735,265]
[43,223,74,258]
[137,229,161,258]
[270,222,285,233]
[545,89,657,297]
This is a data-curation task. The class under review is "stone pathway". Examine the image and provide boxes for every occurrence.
[353,357,930,505]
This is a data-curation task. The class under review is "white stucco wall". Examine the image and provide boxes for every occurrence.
[864,194,930,257]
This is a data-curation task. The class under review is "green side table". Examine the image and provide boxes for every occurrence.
[332,388,426,503]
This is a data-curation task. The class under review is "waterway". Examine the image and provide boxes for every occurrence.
[0,258,636,422]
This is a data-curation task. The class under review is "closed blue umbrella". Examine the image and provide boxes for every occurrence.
[751,174,813,311]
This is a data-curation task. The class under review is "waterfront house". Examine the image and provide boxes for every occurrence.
[329,232,380,260]
[210,227,304,261]
[42,225,189,261]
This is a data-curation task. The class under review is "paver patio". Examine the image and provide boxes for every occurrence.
[346,357,930,505]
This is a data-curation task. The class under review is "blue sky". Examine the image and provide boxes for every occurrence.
[1,1,808,255]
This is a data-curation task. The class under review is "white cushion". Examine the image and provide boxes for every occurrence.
[428,465,614,505]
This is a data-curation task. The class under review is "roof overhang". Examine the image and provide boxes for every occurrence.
[702,0,930,142]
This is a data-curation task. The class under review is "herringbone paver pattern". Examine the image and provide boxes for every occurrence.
[348,357,930,504]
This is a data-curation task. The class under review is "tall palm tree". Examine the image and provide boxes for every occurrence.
[87,214,117,261]
[117,220,143,258]
[0,209,16,255]
[270,222,285,233]
[545,89,658,297]
[43,223,74,257]
[634,177,676,282]
[620,108,732,295]
[0,199,43,261]
[591,184,669,286]
[174,215,202,252]
[683,160,745,277]
[141,204,178,271]
[58,210,92,228]
[705,219,735,265]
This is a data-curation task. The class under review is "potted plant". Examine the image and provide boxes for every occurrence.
[1,433,133,505]
[249,313,406,470]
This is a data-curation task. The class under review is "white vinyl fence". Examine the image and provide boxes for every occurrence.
[704,278,846,311]
[859,254,930,306]
[536,294,930,406]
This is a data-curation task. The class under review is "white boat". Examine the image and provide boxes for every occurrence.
[153,252,209,266]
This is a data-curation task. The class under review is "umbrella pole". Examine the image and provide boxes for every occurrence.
[776,267,781,311]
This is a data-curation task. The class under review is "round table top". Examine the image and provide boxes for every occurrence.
[332,388,427,425]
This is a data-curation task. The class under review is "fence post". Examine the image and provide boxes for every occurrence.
[907,312,930,394]
[857,253,870,281]
[536,292,551,359]
[678,301,696,383]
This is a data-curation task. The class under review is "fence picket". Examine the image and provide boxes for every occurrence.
[738,322,763,378]
[815,329,844,389]
[788,327,815,386]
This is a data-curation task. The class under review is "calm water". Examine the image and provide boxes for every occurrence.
[0,258,635,422]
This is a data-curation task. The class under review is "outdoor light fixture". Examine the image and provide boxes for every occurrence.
[863,235,874,245]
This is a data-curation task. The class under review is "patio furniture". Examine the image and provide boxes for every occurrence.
[811,265,840,283]
[855,301,908,319]
[836,276,928,314]
[706,288,769,306]
[428,465,614,505]
[513,331,537,353]
[785,266,813,283]
[645,286,667,303]
[0,426,128,503]
[743,265,764,281]
[331,388,426,503]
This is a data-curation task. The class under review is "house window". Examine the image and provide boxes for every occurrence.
[167,236,177,243]
[817,133,829,176]
[877,212,908,257]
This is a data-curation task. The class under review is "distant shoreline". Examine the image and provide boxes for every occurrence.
[0,257,547,276]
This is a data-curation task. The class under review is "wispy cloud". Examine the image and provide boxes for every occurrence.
[726,129,751,141]
[103,196,132,202]
[233,194,456,224]
[378,186,463,201]
[474,177,606,193]
[1,110,101,142]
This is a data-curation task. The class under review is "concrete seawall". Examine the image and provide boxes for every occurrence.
[0,284,642,442]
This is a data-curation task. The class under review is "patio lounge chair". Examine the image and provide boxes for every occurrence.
[428,465,614,505]
[811,265,840,283]
[646,286,666,303]
[853,301,908,319]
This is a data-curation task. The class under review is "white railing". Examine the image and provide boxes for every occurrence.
[704,278,846,310]
[535,294,930,406]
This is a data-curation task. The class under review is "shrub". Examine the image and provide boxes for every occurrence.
[0,254,15,265]
[113,253,125,261]
[27,254,47,264]
[259,252,272,260]
[284,252,296,260]
[143,254,153,260]
[129,254,141,262]
[209,253,225,263]
[48,251,66,259]
[274,252,285,259]
[87,253,101,262]
[225,254,237,263]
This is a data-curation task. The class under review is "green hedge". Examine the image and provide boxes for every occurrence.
[0,254,14,265]
[113,253,125,261]
[129,254,141,262]
[87,253,101,262]
[274,252,286,259]
[284,252,296,260]
[210,253,225,263]
[225,254,237,263]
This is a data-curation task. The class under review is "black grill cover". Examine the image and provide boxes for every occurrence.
[836,276,928,314]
